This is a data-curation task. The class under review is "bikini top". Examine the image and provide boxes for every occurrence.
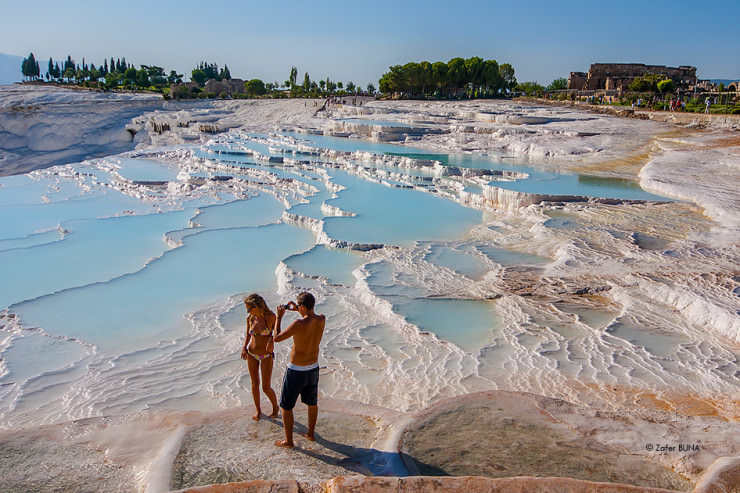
[248,315,272,337]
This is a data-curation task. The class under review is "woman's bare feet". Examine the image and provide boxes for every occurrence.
[251,410,261,421]
[274,439,294,448]
[268,408,279,418]
[299,431,315,441]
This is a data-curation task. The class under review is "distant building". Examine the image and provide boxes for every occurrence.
[567,63,697,92]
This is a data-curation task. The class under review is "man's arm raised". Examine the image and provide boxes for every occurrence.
[274,304,301,343]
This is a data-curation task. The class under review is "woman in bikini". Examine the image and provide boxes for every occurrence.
[241,293,279,420]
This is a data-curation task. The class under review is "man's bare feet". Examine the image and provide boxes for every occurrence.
[274,439,294,448]
[251,411,261,421]
[299,432,315,441]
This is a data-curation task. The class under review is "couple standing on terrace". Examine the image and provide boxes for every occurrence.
[240,291,325,449]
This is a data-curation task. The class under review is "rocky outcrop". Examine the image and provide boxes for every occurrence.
[204,79,246,96]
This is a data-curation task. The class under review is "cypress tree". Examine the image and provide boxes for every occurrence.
[48,58,54,79]
[22,53,38,80]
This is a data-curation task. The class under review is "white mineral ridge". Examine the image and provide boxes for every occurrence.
[1,89,739,426]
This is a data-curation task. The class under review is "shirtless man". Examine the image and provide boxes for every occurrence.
[273,292,325,448]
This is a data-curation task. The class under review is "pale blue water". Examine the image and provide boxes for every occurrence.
[0,190,149,241]
[12,223,315,351]
[0,210,191,308]
[394,298,502,353]
[323,170,482,246]
[0,121,689,428]
[423,244,491,281]
[116,158,180,182]
[193,194,284,230]
[283,245,365,286]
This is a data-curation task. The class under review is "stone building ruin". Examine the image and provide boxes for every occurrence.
[567,63,697,92]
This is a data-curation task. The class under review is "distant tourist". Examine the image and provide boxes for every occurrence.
[241,293,279,421]
[705,97,711,113]
[273,292,326,448]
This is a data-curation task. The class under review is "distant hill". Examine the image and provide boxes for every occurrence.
[0,52,23,85]
[710,79,738,85]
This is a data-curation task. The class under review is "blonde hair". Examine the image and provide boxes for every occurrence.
[244,293,274,318]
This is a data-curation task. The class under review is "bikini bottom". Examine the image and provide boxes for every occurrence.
[248,350,274,361]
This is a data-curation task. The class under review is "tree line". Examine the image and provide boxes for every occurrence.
[20,52,183,91]
[377,57,517,99]
[173,62,377,99]
[21,51,533,101]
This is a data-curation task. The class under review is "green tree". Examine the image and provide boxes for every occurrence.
[431,61,448,95]
[547,77,568,91]
[289,66,298,88]
[124,67,137,87]
[104,71,121,89]
[515,81,545,96]
[195,62,219,81]
[245,79,266,96]
[168,70,183,84]
[481,59,502,96]
[500,63,517,93]
[657,79,675,96]
[136,68,150,87]
[366,83,375,94]
[191,69,207,86]
[418,61,432,96]
[446,57,467,97]
[21,52,40,80]
[464,56,484,97]
[629,73,665,93]
[378,65,403,95]
[303,72,311,92]
[63,66,75,82]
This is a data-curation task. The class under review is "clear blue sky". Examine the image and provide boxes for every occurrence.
[2,0,738,87]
